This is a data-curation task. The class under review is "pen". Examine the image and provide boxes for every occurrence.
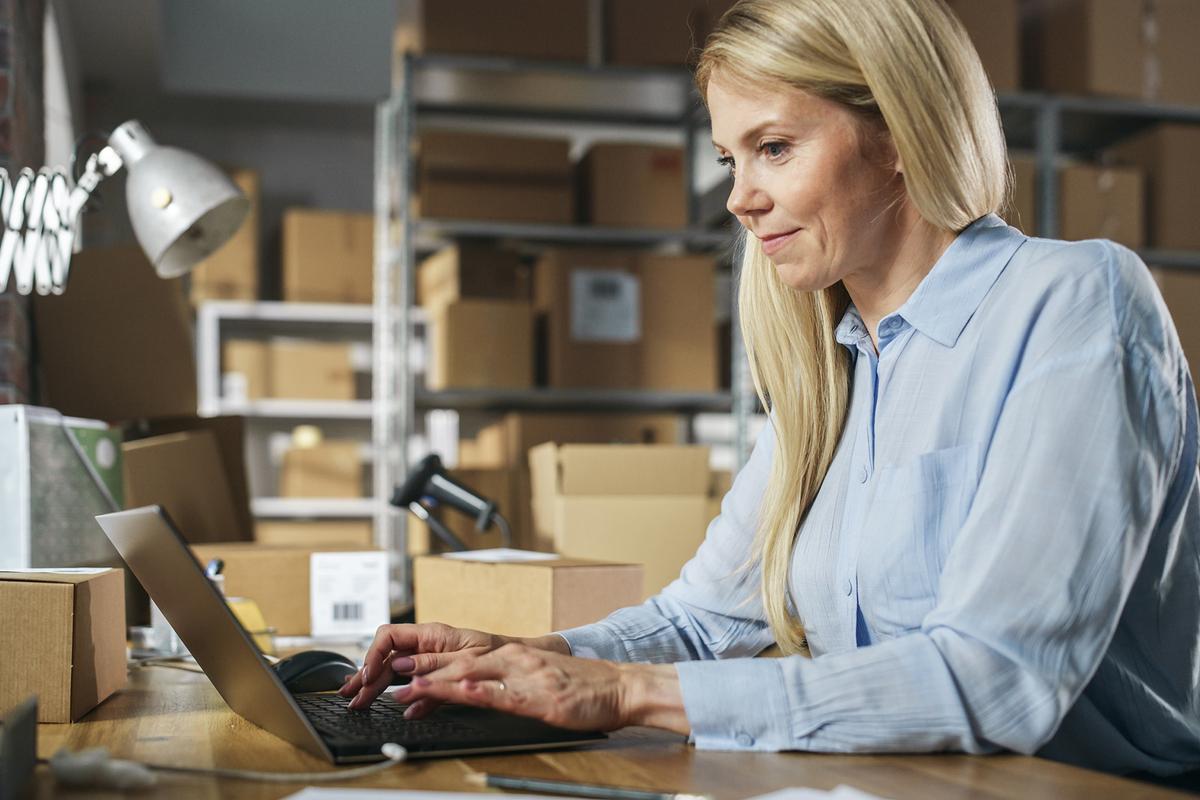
[466,772,713,800]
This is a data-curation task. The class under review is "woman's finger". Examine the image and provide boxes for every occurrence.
[397,696,442,719]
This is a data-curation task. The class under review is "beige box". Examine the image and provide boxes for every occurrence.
[417,244,529,309]
[189,543,381,637]
[282,209,373,304]
[222,339,270,401]
[945,0,1019,91]
[1152,270,1200,388]
[255,520,374,549]
[414,554,643,637]
[280,441,364,498]
[394,0,589,64]
[459,412,681,469]
[605,0,699,68]
[535,249,717,391]
[530,443,711,596]
[1059,163,1144,248]
[418,131,574,225]
[427,300,534,390]
[1109,124,1200,251]
[0,569,126,723]
[579,144,687,229]
[123,430,248,543]
[189,169,260,303]
[1026,0,1200,106]
[270,341,356,400]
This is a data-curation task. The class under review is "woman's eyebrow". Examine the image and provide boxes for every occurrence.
[712,119,792,151]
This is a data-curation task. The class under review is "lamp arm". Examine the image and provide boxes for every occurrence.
[0,146,123,296]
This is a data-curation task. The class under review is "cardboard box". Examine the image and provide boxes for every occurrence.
[605,0,699,68]
[123,430,249,543]
[1152,269,1200,388]
[280,441,365,498]
[1003,155,1038,235]
[459,412,682,469]
[255,520,374,549]
[427,300,534,390]
[222,339,270,401]
[282,209,373,304]
[707,469,733,524]
[418,131,574,225]
[1059,162,1144,248]
[414,552,643,637]
[395,0,588,64]
[0,569,126,722]
[418,244,529,309]
[945,0,1019,91]
[1108,124,1200,251]
[189,169,259,303]
[579,144,687,229]
[33,246,197,422]
[529,443,711,595]
[1025,0,1200,106]
[271,341,356,400]
[535,250,717,390]
[189,544,387,637]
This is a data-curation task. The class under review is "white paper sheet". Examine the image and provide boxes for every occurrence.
[441,548,558,562]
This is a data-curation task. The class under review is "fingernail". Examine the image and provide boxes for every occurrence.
[362,665,370,683]
[403,706,416,719]
[350,690,364,708]
[392,656,415,673]
[413,676,430,687]
[391,684,411,698]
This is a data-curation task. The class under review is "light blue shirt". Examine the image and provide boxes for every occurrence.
[559,214,1200,776]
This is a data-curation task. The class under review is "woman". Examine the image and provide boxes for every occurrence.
[341,0,1200,776]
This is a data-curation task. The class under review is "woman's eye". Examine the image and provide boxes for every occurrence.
[716,155,735,175]
[761,141,788,159]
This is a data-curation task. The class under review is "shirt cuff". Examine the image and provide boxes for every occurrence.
[556,622,631,661]
[676,657,794,751]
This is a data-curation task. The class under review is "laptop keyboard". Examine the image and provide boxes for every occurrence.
[295,693,487,745]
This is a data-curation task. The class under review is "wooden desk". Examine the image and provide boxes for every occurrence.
[30,665,1188,799]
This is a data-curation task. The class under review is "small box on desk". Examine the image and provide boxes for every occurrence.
[530,443,711,597]
[414,551,642,637]
[0,568,126,722]
[189,544,387,638]
[282,209,374,305]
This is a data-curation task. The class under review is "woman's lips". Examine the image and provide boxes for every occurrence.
[759,228,801,256]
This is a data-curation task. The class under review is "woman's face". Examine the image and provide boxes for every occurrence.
[707,75,905,292]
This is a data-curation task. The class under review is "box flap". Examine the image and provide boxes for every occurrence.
[0,568,115,585]
[555,444,710,495]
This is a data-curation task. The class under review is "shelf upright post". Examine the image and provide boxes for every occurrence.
[1035,97,1061,240]
[373,57,415,610]
[196,302,221,418]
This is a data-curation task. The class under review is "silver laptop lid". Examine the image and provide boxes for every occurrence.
[96,505,331,762]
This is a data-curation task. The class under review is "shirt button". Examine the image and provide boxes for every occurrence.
[736,732,755,747]
[857,465,869,483]
[844,580,854,597]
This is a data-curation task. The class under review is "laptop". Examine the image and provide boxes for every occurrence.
[96,505,605,763]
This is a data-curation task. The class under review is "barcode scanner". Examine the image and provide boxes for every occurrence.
[391,454,513,551]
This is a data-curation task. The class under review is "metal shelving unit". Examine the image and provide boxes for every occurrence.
[375,54,749,604]
[252,497,378,519]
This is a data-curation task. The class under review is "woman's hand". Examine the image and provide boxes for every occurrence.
[337,622,569,714]
[393,641,690,735]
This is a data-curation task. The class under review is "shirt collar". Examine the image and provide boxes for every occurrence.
[891,213,1027,348]
[833,214,1026,350]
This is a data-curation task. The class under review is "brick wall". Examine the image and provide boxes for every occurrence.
[0,0,45,405]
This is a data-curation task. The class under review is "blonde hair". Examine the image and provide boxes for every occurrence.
[696,0,1009,654]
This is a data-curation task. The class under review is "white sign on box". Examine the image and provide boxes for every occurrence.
[570,269,640,343]
[309,552,389,638]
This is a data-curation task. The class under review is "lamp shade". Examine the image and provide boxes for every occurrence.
[109,121,250,279]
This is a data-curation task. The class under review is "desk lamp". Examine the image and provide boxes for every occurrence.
[0,120,248,295]
[392,454,513,551]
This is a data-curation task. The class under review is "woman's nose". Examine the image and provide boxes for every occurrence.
[726,173,766,219]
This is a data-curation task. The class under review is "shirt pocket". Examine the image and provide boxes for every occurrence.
[859,442,981,634]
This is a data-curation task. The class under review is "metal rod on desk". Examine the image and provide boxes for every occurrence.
[469,772,713,800]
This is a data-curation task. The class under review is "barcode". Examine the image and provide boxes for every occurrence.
[333,602,363,621]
